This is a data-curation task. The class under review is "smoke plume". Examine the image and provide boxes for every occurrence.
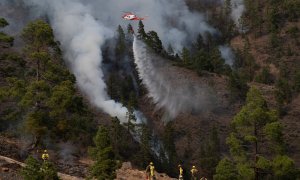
[230,0,245,28]
[219,45,235,66]
[133,37,216,119]
[2,0,128,122]
[86,0,216,53]
[1,0,218,122]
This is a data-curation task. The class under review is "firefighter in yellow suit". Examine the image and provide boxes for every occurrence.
[42,150,49,161]
[149,162,155,180]
[178,164,184,180]
[190,165,198,180]
[146,162,156,180]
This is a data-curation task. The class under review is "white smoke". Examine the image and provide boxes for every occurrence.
[219,45,235,66]
[15,0,129,122]
[230,0,245,28]
[2,0,218,122]
[85,0,217,52]
[58,141,76,163]
[133,36,216,119]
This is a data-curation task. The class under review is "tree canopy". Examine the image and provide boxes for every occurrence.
[88,126,117,180]
[214,87,299,179]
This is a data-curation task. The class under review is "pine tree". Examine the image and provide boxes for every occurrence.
[210,47,226,74]
[193,49,212,73]
[89,126,117,180]
[116,25,126,56]
[181,47,190,65]
[162,122,177,176]
[214,158,238,180]
[125,107,136,133]
[19,21,54,145]
[21,156,59,180]
[216,87,297,179]
[107,74,118,100]
[255,66,273,84]
[137,20,147,40]
[0,19,95,145]
[146,31,163,54]
[199,126,221,178]
[0,17,14,46]
[46,80,77,136]
[0,17,9,27]
[272,155,299,179]
[21,156,43,180]
[135,124,152,167]
[20,80,51,108]
[241,38,258,81]
[195,34,205,51]
[227,71,249,101]
[127,23,133,34]
[40,161,59,180]
[21,20,55,81]
[128,91,138,109]
[223,0,235,39]
[283,0,300,21]
[267,5,281,33]
[244,0,263,35]
[224,0,232,20]
[23,110,48,146]
[293,70,300,92]
[110,117,124,159]
[275,77,292,115]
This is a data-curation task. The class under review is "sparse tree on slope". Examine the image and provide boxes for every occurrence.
[223,0,235,40]
[199,126,221,178]
[0,17,9,27]
[89,126,117,180]
[162,122,177,176]
[21,156,59,180]
[0,17,14,46]
[21,156,43,180]
[127,23,133,34]
[215,87,299,179]
[137,20,147,40]
[134,123,152,167]
[181,47,190,65]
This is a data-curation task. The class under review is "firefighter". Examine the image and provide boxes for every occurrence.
[178,164,184,180]
[190,165,198,180]
[145,162,155,180]
[41,150,49,161]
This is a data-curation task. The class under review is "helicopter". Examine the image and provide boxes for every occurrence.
[122,12,147,21]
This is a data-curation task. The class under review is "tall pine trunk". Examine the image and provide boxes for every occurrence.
[254,122,258,180]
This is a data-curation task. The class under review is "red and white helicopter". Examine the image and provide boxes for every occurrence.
[122,12,147,21]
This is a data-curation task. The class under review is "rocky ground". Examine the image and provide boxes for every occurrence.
[0,133,174,179]
[0,155,174,180]
[0,159,22,180]
[116,162,175,180]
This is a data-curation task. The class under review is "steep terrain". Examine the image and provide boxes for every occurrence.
[231,20,300,166]
[282,94,300,167]
[0,0,300,179]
